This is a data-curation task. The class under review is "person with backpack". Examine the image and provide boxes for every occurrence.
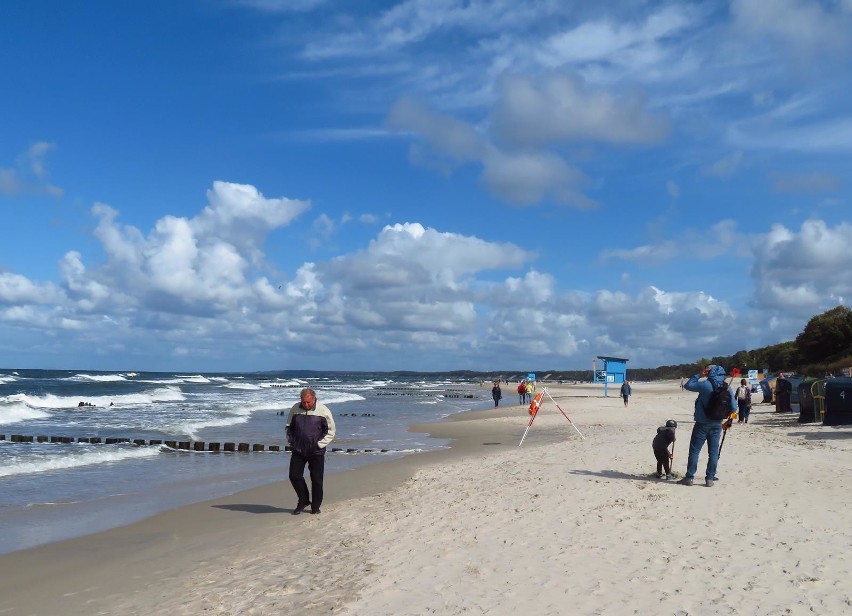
[678,364,736,487]
[517,381,528,405]
[736,378,752,423]
[620,380,632,407]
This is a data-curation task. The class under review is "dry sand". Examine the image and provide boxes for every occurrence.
[2,380,851,615]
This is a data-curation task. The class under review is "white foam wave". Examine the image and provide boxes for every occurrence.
[0,446,161,478]
[223,382,262,390]
[0,374,19,385]
[177,375,212,383]
[70,373,128,382]
[319,392,366,405]
[4,387,185,409]
[175,415,251,440]
[0,403,50,423]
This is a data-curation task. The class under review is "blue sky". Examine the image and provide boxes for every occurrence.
[1,0,851,373]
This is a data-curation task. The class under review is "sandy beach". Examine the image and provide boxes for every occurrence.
[2,380,851,615]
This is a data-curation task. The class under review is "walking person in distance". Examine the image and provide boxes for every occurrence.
[517,381,527,404]
[736,378,752,423]
[620,380,632,407]
[286,388,336,515]
[491,381,502,407]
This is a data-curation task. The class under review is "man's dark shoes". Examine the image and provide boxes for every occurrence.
[292,502,310,515]
[310,508,321,515]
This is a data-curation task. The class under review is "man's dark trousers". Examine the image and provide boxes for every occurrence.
[289,450,326,509]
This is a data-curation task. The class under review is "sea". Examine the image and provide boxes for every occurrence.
[0,369,492,554]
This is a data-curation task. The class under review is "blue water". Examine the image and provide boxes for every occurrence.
[0,369,490,553]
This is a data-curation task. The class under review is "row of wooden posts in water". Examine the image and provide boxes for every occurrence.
[0,434,393,453]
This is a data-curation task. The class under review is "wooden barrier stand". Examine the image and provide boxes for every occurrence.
[0,434,394,454]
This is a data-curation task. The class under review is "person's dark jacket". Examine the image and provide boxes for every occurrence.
[286,402,335,457]
[652,426,676,452]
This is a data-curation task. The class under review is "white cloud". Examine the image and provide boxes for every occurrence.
[387,96,485,162]
[537,5,696,69]
[0,273,63,305]
[731,0,852,57]
[5,181,850,369]
[480,148,593,207]
[751,220,852,316]
[387,95,593,206]
[490,73,670,147]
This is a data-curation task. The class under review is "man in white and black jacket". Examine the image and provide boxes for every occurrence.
[286,388,336,515]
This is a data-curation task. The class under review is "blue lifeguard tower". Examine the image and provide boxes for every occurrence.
[593,356,629,397]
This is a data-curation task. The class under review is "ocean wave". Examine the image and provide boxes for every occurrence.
[174,415,251,440]
[69,373,128,382]
[223,382,262,390]
[320,392,367,405]
[259,379,304,388]
[0,402,50,423]
[0,445,162,478]
[176,375,213,384]
[4,387,185,409]
[0,374,20,385]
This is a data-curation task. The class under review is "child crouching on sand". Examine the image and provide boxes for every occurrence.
[652,420,677,480]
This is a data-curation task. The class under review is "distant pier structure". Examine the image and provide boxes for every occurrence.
[593,355,629,397]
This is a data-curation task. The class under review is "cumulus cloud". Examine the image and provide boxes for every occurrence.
[4,178,850,369]
[751,220,852,316]
[0,183,736,369]
[0,273,63,305]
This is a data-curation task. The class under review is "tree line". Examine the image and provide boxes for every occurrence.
[439,305,852,382]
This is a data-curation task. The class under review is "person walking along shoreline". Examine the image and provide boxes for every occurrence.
[285,388,336,515]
